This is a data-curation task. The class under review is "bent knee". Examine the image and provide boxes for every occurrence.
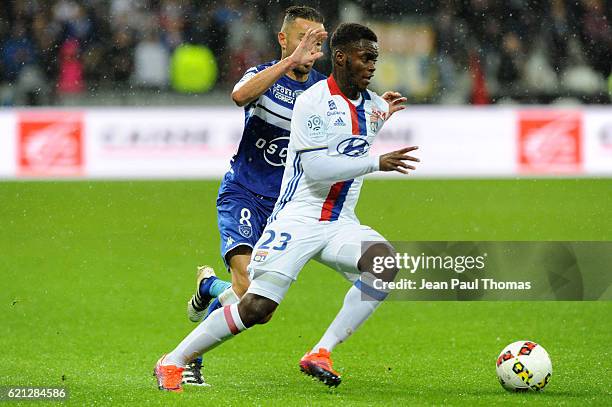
[358,242,398,280]
[359,242,396,270]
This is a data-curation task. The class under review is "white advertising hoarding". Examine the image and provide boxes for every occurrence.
[0,112,16,177]
[0,107,610,179]
[85,108,241,178]
[374,108,516,177]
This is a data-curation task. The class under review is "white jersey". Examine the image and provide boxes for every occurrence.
[269,76,389,223]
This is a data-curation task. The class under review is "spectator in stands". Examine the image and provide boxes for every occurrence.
[57,38,85,94]
[132,30,170,88]
[108,30,135,85]
[497,31,526,91]
[548,0,570,75]
[579,0,612,78]
[226,8,271,84]
[1,22,36,83]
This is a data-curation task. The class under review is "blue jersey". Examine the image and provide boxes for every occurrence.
[222,61,326,198]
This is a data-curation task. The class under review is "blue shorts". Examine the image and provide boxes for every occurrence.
[217,179,277,269]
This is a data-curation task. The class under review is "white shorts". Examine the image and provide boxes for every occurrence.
[246,217,386,304]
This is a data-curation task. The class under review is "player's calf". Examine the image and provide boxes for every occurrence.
[237,293,278,327]
[227,246,253,297]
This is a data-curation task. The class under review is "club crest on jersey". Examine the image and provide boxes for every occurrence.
[239,224,252,238]
[337,137,370,157]
[370,108,389,121]
[368,108,388,132]
[253,250,268,262]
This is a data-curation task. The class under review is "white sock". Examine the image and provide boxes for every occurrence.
[218,287,241,305]
[164,304,246,367]
[312,280,387,353]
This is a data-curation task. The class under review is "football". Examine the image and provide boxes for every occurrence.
[496,340,553,392]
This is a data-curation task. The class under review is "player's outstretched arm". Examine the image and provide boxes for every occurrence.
[379,146,420,174]
[301,150,380,183]
[231,28,328,107]
[300,147,419,182]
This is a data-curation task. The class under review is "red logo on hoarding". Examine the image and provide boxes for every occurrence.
[518,111,582,173]
[18,112,84,176]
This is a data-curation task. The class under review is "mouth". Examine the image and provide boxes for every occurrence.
[363,75,374,84]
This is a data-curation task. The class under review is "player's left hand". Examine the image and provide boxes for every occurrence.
[382,91,407,117]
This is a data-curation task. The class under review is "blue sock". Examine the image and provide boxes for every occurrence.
[204,298,223,319]
[209,279,232,297]
[199,277,231,298]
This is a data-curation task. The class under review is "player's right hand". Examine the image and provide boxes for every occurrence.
[289,28,328,67]
[379,146,420,174]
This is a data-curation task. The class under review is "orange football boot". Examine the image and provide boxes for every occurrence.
[154,355,185,392]
[299,348,342,387]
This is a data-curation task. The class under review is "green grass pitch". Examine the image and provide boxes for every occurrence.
[1,179,611,406]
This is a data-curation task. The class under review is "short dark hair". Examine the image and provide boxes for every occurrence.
[283,5,324,25]
[330,23,377,52]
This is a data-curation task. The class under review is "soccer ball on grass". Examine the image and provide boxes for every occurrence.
[496,340,552,392]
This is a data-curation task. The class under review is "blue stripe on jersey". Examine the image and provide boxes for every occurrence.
[269,158,297,221]
[270,154,303,221]
[356,100,367,135]
[329,179,354,221]
[275,155,303,219]
[354,279,388,301]
[356,90,372,136]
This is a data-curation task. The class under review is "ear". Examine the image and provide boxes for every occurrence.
[278,31,287,51]
[334,49,346,67]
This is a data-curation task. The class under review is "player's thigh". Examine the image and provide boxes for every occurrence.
[217,194,269,270]
[315,222,390,282]
[247,219,324,304]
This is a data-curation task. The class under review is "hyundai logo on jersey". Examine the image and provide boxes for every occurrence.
[337,137,371,157]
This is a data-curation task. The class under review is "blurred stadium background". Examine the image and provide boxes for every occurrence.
[1,0,611,178]
[1,0,611,106]
[2,1,611,404]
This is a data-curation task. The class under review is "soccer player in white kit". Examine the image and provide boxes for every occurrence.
[155,22,419,391]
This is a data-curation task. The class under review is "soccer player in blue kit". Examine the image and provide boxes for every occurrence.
[180,6,328,386]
